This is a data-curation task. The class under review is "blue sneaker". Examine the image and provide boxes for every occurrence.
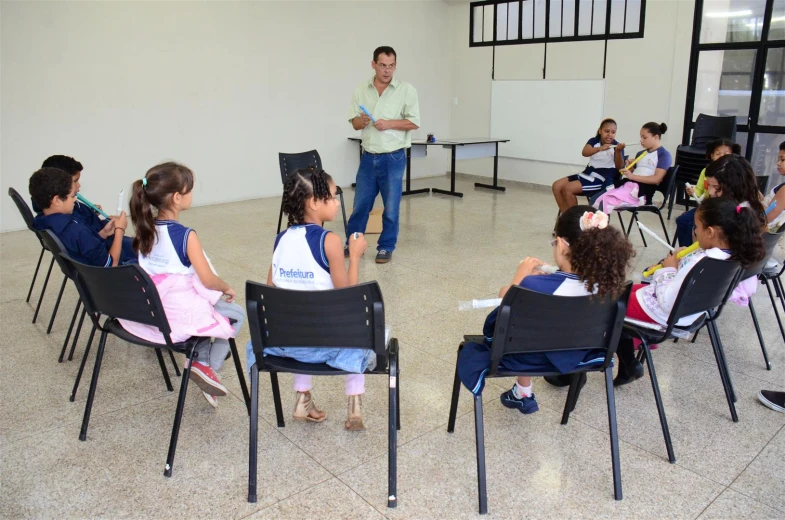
[500,389,539,414]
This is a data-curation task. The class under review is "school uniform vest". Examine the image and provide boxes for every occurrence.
[272,224,333,291]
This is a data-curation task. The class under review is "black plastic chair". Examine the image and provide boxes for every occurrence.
[674,150,709,211]
[739,229,785,371]
[36,229,88,363]
[690,114,737,149]
[7,188,55,323]
[624,257,743,464]
[674,114,735,210]
[276,151,348,237]
[756,235,785,348]
[615,165,680,246]
[446,283,631,514]
[35,228,181,396]
[245,280,399,506]
[61,255,250,477]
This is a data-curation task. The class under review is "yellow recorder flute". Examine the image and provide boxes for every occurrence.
[642,242,701,278]
[620,150,648,175]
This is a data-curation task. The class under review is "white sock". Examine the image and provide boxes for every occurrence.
[512,382,532,399]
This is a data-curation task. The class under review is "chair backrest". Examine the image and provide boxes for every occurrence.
[59,254,174,345]
[8,187,38,232]
[246,280,388,371]
[487,283,632,376]
[655,165,679,199]
[741,230,784,279]
[38,229,75,279]
[278,150,322,185]
[691,114,736,147]
[664,256,742,333]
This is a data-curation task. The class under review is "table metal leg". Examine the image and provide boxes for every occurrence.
[403,146,430,196]
[475,142,506,192]
[432,146,463,198]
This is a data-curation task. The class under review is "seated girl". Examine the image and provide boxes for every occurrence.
[552,118,627,213]
[615,197,766,386]
[675,139,740,246]
[457,207,634,414]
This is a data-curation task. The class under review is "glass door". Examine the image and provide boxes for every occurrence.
[684,0,785,189]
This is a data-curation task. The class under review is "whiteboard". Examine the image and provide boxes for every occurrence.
[490,80,605,166]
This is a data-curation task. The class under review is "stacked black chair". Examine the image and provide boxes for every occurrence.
[674,114,736,211]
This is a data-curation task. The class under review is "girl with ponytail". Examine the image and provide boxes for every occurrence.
[122,162,245,408]
[615,196,766,386]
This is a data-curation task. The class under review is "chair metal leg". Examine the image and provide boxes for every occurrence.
[617,212,627,237]
[691,326,702,343]
[58,299,82,362]
[763,279,785,343]
[707,321,738,421]
[71,324,97,402]
[79,330,108,441]
[632,213,648,247]
[395,363,401,432]
[168,350,181,377]
[710,320,736,404]
[388,349,399,508]
[447,346,463,433]
[560,373,581,425]
[155,349,174,392]
[270,372,285,428]
[655,210,670,244]
[339,191,348,238]
[473,394,488,515]
[604,366,623,500]
[248,365,259,503]
[32,257,54,323]
[774,276,785,315]
[26,247,45,303]
[276,196,285,234]
[749,300,771,370]
[229,338,251,415]
[640,342,676,463]
[67,307,87,361]
[164,348,196,477]
[714,329,737,403]
[46,276,67,334]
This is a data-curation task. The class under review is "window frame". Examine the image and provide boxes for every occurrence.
[469,0,647,47]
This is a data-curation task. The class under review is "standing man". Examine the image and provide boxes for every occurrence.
[346,46,420,264]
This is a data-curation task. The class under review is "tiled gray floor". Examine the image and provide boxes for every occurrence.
[2,177,783,519]
[697,488,784,519]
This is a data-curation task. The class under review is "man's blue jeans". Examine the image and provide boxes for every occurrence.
[347,148,406,252]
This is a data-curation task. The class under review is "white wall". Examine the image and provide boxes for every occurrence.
[448,0,696,186]
[0,0,453,232]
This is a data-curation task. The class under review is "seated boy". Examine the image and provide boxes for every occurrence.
[35,155,136,262]
[29,167,133,266]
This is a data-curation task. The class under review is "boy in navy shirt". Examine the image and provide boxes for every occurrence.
[38,156,105,232]
[29,167,132,267]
